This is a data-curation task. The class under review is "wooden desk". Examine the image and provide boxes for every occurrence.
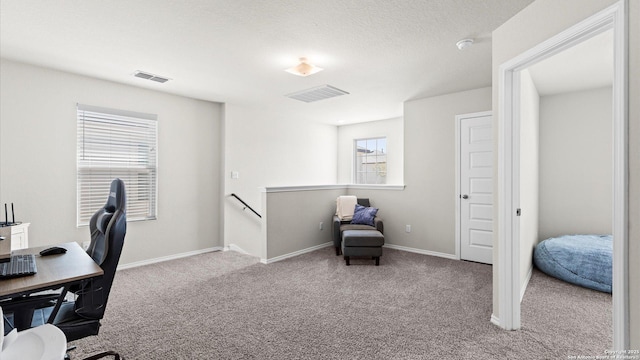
[0,242,103,299]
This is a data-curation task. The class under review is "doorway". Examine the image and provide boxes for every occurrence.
[497,1,628,349]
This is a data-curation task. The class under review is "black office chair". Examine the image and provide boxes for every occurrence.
[15,178,127,360]
[49,178,126,341]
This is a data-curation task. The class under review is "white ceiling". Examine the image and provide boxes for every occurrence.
[0,0,535,124]
[528,29,613,96]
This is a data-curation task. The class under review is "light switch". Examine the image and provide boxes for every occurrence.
[231,171,239,179]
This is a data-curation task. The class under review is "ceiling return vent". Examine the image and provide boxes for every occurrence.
[286,84,349,103]
[133,70,171,83]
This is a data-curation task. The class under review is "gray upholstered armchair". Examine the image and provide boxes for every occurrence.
[332,198,383,255]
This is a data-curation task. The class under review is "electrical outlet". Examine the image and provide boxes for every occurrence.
[319,222,324,230]
[405,225,411,233]
[231,171,239,179]
[82,241,91,250]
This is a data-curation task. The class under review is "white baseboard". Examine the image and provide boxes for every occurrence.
[118,246,223,270]
[261,242,333,264]
[224,244,252,255]
[520,265,533,302]
[125,242,457,270]
[490,314,501,327]
[383,243,458,260]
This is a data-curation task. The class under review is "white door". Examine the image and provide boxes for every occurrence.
[459,113,493,264]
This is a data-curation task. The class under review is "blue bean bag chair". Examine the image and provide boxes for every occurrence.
[533,234,612,293]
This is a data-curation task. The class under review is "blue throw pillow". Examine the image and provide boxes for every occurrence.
[350,204,378,226]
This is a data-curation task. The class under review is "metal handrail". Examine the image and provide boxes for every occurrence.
[230,193,262,218]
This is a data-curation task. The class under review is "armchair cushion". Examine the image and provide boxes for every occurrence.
[350,204,378,226]
[340,223,379,232]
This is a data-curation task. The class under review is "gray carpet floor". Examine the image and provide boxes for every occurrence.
[69,247,611,359]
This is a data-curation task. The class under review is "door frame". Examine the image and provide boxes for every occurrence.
[455,110,492,261]
[496,1,628,349]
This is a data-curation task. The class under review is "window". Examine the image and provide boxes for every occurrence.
[354,137,387,184]
[77,104,157,226]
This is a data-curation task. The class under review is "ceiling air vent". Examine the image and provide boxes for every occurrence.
[286,84,349,103]
[134,70,171,83]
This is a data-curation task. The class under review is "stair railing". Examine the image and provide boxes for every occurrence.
[229,193,262,218]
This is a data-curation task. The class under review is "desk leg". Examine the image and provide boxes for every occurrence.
[46,285,69,324]
[11,306,35,331]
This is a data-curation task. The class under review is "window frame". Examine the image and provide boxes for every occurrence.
[353,136,387,184]
[76,103,158,227]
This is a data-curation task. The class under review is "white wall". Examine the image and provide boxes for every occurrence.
[223,104,338,258]
[538,86,612,239]
[0,59,223,265]
[337,117,404,184]
[519,69,540,296]
[389,87,491,255]
[263,187,344,261]
[249,88,491,262]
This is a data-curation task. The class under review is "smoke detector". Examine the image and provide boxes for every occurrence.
[456,39,474,50]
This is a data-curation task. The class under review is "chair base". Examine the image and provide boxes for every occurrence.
[67,346,123,360]
[82,350,122,360]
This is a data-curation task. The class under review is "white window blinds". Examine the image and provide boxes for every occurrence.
[77,104,158,226]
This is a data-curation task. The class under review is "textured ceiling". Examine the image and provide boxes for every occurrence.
[0,0,535,124]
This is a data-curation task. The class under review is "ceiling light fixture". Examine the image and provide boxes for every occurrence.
[285,57,323,77]
[456,38,474,50]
